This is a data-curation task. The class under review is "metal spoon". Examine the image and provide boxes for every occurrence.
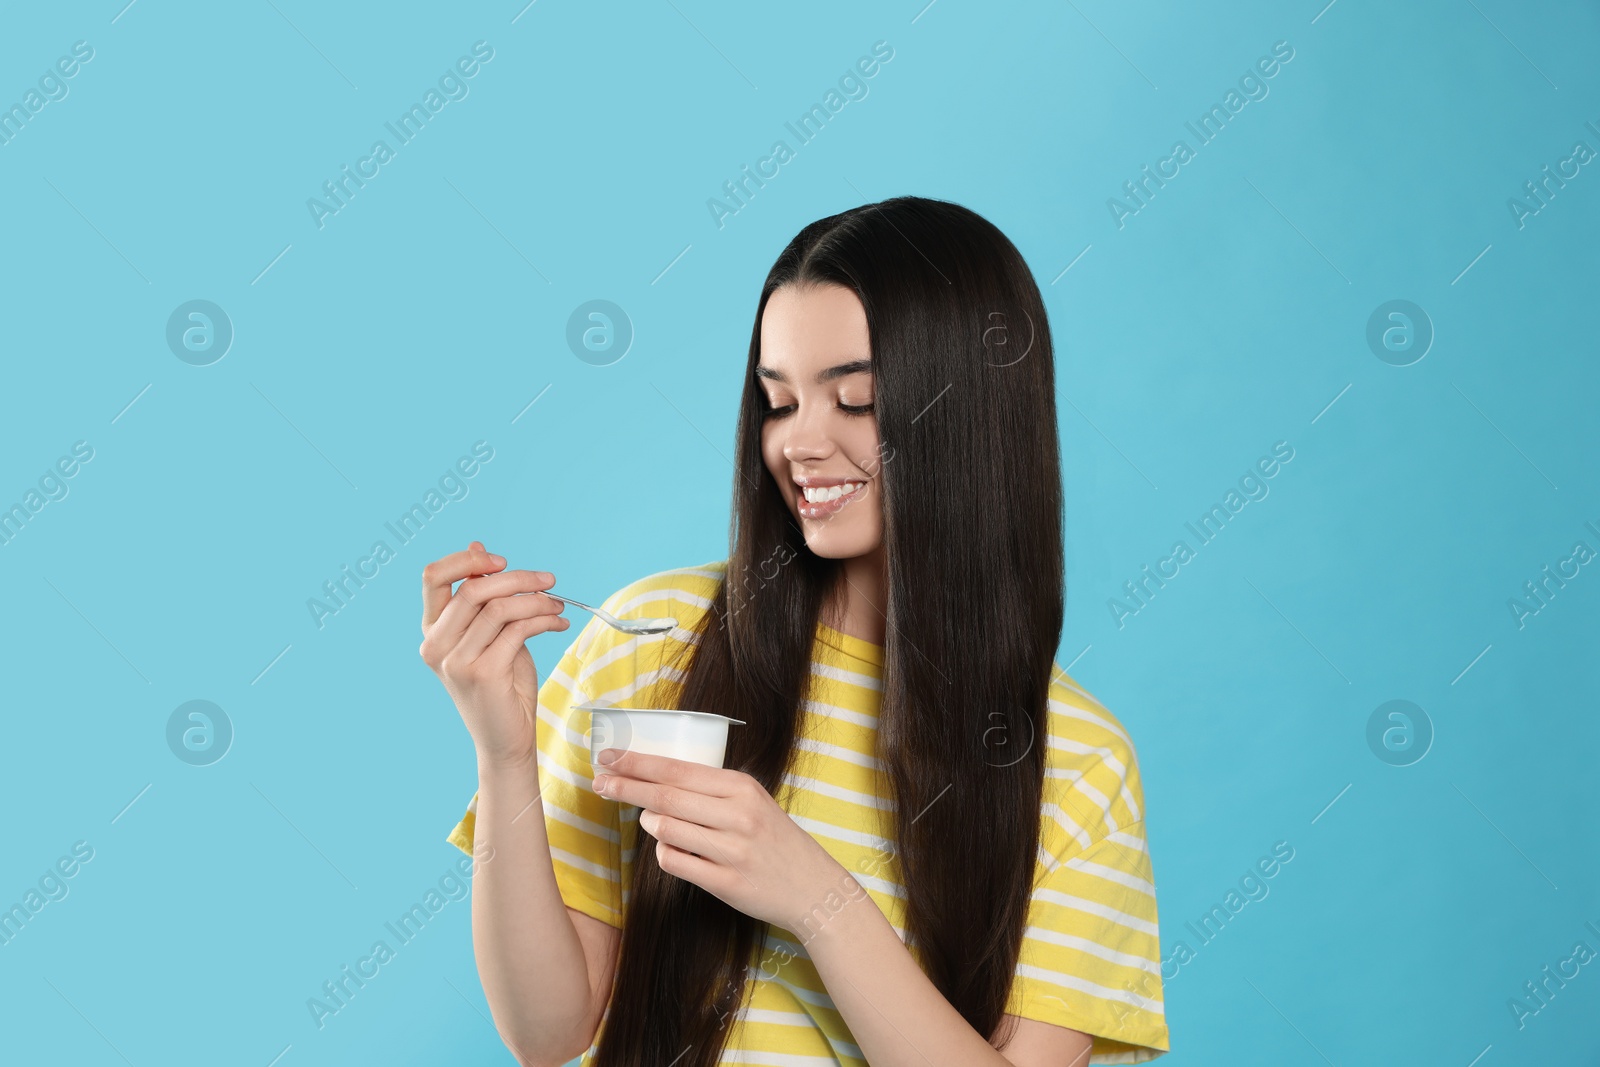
[542,591,677,636]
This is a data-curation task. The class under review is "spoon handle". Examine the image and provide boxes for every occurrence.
[543,591,596,613]
[539,590,674,635]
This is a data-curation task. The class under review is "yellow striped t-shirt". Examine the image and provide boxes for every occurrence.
[446,560,1170,1065]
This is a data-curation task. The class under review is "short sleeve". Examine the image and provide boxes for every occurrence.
[1005,669,1171,1062]
[444,614,628,930]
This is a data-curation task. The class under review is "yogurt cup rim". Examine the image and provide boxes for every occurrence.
[574,702,746,725]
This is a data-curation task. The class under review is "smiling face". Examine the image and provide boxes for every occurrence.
[756,283,885,560]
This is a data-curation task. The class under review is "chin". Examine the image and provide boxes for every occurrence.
[798,521,881,560]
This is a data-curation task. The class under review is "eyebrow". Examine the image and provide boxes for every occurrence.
[754,359,873,385]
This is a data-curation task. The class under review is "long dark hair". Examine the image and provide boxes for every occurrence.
[593,195,1064,1065]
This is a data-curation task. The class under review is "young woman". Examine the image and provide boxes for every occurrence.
[422,196,1170,1066]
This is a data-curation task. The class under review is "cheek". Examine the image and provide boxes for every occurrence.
[762,427,793,496]
[761,425,783,475]
[847,421,883,475]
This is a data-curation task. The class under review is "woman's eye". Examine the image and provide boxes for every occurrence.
[761,400,874,418]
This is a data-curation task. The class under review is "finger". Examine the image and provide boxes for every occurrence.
[654,839,725,889]
[598,749,744,798]
[638,808,726,857]
[645,810,761,895]
[422,543,508,631]
[594,771,730,828]
[451,576,567,663]
[428,569,558,658]
[477,607,572,675]
[434,567,557,639]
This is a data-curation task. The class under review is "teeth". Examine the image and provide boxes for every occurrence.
[802,482,860,503]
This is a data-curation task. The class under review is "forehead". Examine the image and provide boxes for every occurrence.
[757,284,872,380]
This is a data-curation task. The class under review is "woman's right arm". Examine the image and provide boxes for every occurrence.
[421,541,617,1067]
[470,753,620,1067]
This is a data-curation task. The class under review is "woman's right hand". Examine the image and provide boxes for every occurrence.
[420,540,571,767]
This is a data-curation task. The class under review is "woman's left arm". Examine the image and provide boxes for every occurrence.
[591,749,1093,1067]
[801,880,1094,1067]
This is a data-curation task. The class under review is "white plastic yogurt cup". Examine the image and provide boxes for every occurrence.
[575,704,746,770]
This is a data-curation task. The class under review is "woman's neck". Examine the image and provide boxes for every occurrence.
[825,543,888,647]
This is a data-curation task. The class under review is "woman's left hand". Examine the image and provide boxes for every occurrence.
[592,747,851,930]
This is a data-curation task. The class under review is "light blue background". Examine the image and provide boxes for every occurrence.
[2,1,1596,1064]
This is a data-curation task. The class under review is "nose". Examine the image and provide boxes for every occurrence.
[779,400,836,464]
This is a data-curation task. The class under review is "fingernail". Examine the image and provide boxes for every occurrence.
[490,554,506,566]
[592,774,609,792]
[598,748,618,765]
